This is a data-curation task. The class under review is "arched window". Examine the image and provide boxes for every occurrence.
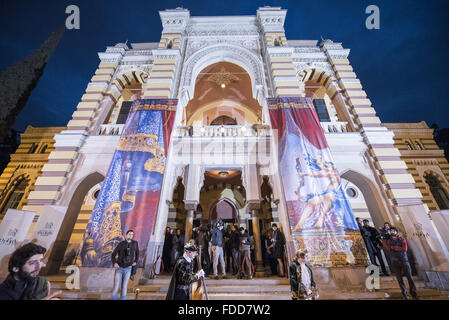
[0,177,29,217]
[28,143,38,154]
[274,37,281,47]
[405,140,414,150]
[210,115,237,126]
[424,172,449,210]
[415,140,425,150]
[166,40,173,49]
[40,144,48,153]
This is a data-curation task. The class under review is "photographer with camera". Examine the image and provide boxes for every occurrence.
[362,219,389,276]
[211,219,226,279]
[110,230,139,300]
[238,227,253,279]
[379,222,393,268]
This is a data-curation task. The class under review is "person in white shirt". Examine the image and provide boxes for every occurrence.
[289,251,318,300]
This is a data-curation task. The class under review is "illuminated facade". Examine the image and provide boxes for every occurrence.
[1,7,448,295]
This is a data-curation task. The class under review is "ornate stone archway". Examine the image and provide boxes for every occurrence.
[179,44,267,105]
[298,67,355,129]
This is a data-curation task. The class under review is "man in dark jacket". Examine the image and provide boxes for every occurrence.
[363,219,389,275]
[289,251,317,300]
[272,224,286,277]
[229,224,240,275]
[197,224,211,276]
[162,227,173,273]
[110,230,139,300]
[166,243,205,300]
[0,242,61,300]
[357,218,378,266]
[211,220,226,279]
[382,227,418,300]
[238,227,253,279]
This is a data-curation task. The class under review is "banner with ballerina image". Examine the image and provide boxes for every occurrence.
[268,97,367,267]
[81,99,176,268]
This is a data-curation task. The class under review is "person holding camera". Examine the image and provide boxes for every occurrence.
[238,227,253,279]
[362,219,389,276]
[289,251,318,300]
[166,243,205,300]
[211,219,226,279]
[110,230,139,300]
[379,222,393,268]
[382,227,418,300]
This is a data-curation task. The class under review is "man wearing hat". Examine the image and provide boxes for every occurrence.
[382,227,418,300]
[166,243,205,300]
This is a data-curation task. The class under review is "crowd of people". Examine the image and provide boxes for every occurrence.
[162,220,287,280]
[356,218,418,300]
[0,217,418,300]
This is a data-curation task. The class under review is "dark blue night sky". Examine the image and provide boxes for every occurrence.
[1,0,449,132]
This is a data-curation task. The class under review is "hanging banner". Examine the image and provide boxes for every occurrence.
[81,99,176,268]
[268,97,367,267]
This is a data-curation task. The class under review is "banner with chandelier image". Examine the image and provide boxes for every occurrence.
[81,99,177,268]
[268,97,368,267]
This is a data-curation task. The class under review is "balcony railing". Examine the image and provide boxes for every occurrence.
[99,124,124,135]
[321,122,348,133]
[175,124,271,138]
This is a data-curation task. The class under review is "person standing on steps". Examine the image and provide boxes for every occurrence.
[382,227,418,300]
[110,230,139,300]
[272,224,286,277]
[238,227,253,279]
[289,251,318,300]
[211,219,226,279]
[362,219,389,276]
[166,243,205,300]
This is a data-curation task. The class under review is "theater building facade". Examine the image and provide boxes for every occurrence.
[2,7,449,292]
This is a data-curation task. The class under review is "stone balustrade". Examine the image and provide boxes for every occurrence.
[99,123,124,135]
[321,121,348,133]
[175,124,271,138]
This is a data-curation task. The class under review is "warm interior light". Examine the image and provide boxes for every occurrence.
[221,83,226,88]
[218,171,229,177]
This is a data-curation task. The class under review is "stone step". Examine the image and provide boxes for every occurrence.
[140,277,289,286]
[381,288,445,299]
[137,285,291,294]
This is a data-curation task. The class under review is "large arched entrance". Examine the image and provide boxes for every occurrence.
[45,171,105,274]
[340,170,390,228]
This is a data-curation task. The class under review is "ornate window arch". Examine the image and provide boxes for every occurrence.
[179,44,266,104]
[423,170,449,210]
[0,175,30,218]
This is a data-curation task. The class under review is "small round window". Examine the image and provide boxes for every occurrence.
[92,189,100,200]
[346,187,357,198]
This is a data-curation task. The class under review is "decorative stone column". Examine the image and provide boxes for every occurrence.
[184,200,198,243]
[248,200,265,278]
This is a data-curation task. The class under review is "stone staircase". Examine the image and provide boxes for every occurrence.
[46,273,449,300]
[136,277,291,300]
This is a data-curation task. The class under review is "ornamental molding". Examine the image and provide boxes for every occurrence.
[179,43,266,101]
[413,160,439,166]
[186,23,260,37]
[98,52,123,62]
[159,9,190,34]
[185,37,260,58]
[152,48,181,60]
[324,49,351,59]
